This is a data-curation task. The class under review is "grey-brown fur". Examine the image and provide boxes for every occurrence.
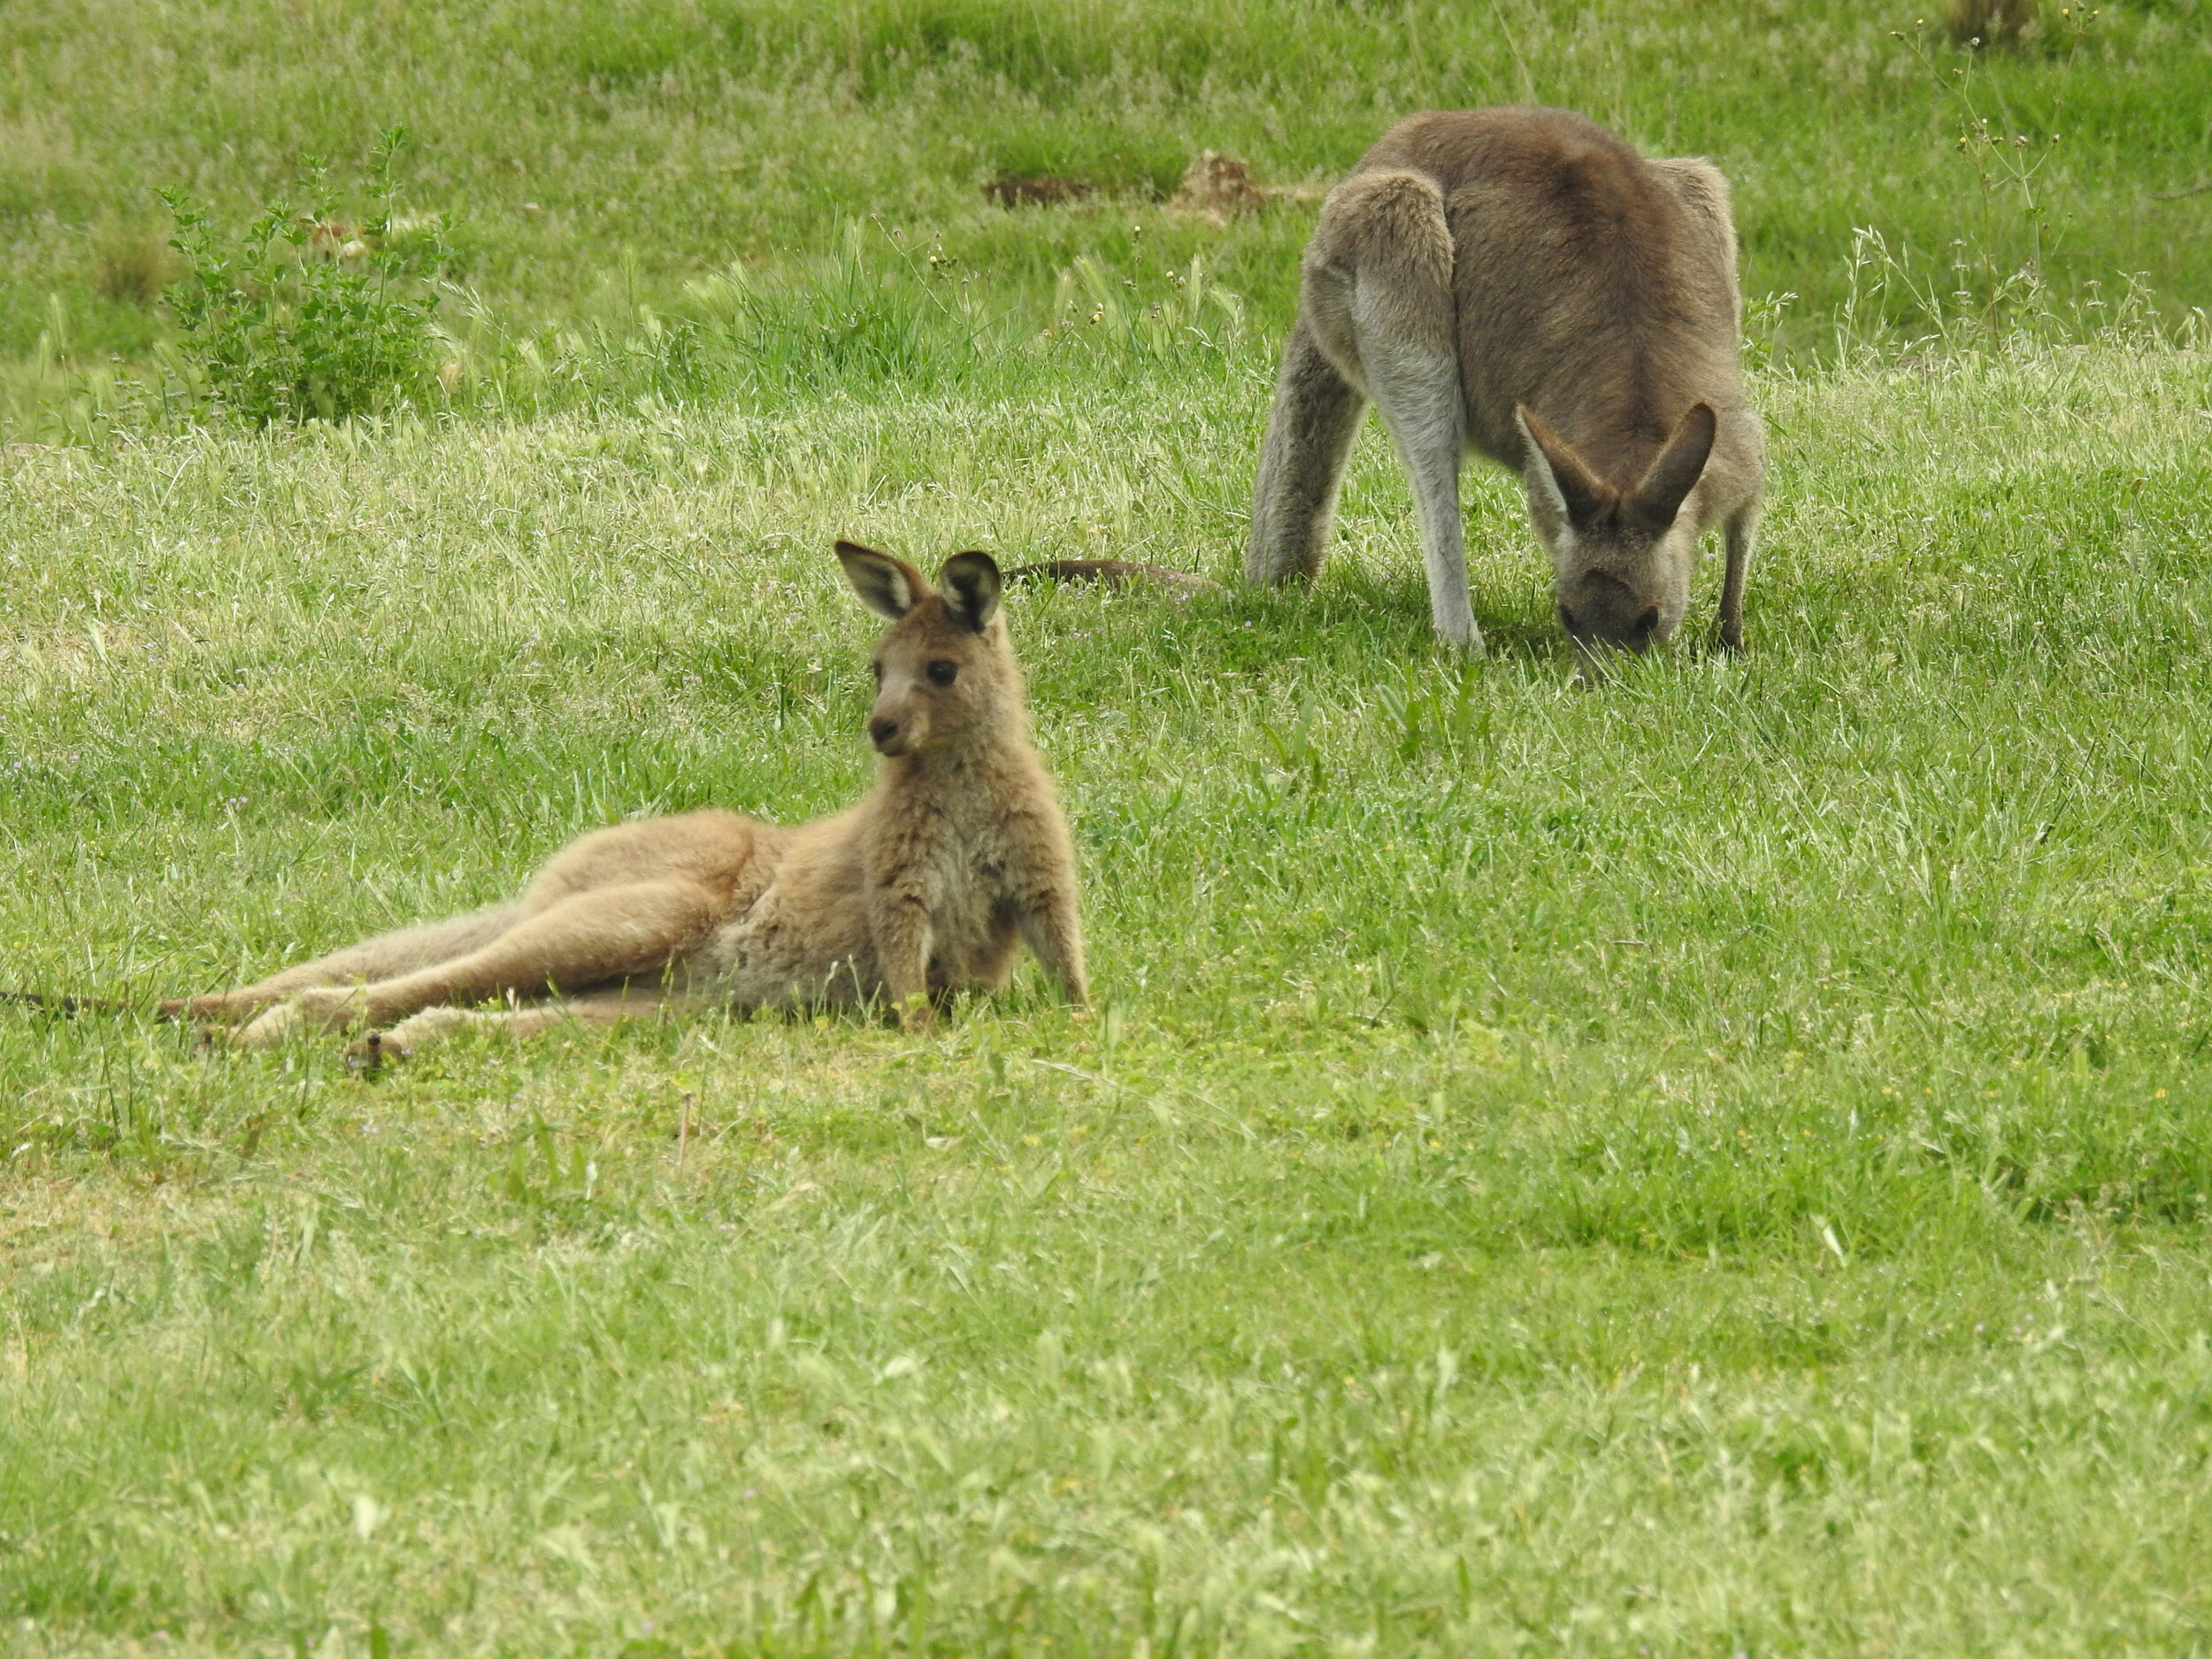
[165,543,1087,1058]
[1247,107,1765,655]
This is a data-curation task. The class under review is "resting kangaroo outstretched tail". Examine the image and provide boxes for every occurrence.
[158,542,1087,1059]
[1247,106,1765,656]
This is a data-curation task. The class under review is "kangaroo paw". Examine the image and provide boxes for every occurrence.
[357,1006,469,1063]
[346,1030,401,1072]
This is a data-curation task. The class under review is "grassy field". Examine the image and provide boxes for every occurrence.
[8,0,2212,1655]
[7,332,2212,1653]
[4,0,2212,427]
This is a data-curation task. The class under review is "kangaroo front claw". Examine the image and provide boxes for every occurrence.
[345,1030,403,1071]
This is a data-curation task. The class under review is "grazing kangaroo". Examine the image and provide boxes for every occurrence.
[162,543,1087,1058]
[1247,106,1765,656]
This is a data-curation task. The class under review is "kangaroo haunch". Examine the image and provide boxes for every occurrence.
[1248,105,1767,657]
[165,543,1089,1060]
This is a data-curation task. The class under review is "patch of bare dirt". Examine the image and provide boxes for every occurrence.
[985,175,1094,208]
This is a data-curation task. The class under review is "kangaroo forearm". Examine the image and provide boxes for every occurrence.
[1049,945,1090,1007]
[1021,896,1089,1005]
[870,897,934,1018]
[1719,506,1758,650]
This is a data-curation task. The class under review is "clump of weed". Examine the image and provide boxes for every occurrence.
[91,223,180,309]
[157,130,447,425]
[1948,0,2039,49]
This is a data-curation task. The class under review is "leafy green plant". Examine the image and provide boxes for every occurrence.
[1878,12,2107,341]
[157,131,445,425]
[1049,251,1247,363]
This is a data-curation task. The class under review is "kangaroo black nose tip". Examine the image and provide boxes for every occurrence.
[869,717,900,748]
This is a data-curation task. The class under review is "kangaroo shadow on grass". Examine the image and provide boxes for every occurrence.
[1211,565,1572,668]
[1235,561,1761,677]
[999,552,1580,670]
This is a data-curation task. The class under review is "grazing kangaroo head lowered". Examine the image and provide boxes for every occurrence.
[1517,401,1717,653]
[836,541,1021,758]
[1246,106,1765,659]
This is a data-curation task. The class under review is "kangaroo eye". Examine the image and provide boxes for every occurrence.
[926,659,958,687]
[871,661,883,682]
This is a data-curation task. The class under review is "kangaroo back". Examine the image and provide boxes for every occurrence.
[1364,108,1744,480]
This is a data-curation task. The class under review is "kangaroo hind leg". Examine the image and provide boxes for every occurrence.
[352,983,725,1066]
[228,879,722,1048]
[1305,171,1475,652]
[1247,317,1367,587]
[168,902,524,1024]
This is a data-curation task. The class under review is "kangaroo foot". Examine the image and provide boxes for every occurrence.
[349,1006,472,1068]
[232,988,366,1048]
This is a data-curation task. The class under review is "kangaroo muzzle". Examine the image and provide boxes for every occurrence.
[868,690,927,756]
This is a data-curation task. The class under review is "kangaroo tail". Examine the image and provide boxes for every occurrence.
[0,989,153,1018]
[1004,559,1219,594]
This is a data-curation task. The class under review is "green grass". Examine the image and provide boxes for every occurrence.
[7,331,2212,1652]
[4,0,2212,432]
[10,1,2212,1652]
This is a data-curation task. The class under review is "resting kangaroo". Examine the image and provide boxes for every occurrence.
[1247,105,1765,656]
[162,543,1087,1057]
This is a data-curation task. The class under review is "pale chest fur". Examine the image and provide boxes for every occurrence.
[695,749,1059,1005]
[864,772,1039,979]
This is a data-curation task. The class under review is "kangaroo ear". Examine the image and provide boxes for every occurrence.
[937,551,1003,634]
[836,541,930,620]
[1516,405,1611,531]
[1629,403,1717,529]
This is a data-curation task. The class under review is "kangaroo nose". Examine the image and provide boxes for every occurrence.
[869,716,900,749]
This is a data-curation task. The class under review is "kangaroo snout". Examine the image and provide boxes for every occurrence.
[868,676,939,755]
[1559,592,1668,655]
[868,712,907,754]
